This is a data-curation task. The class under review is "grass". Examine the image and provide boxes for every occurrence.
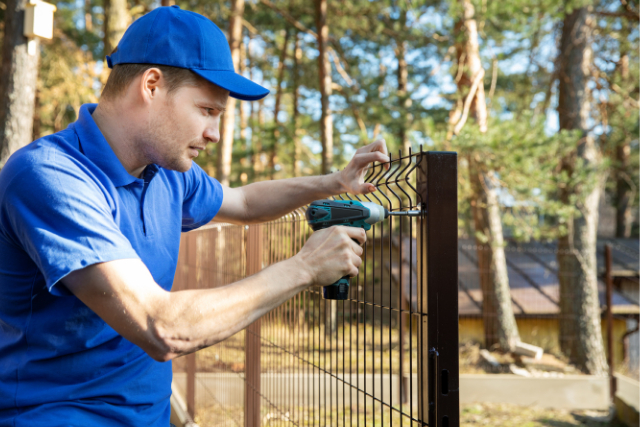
[183,322,419,375]
[177,324,589,377]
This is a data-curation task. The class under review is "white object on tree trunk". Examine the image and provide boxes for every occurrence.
[509,364,532,377]
[24,0,56,40]
[23,0,56,56]
[479,349,500,368]
[513,341,544,360]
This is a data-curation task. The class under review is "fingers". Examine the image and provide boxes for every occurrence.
[332,226,365,278]
[356,138,388,156]
[299,226,367,286]
[353,151,390,168]
[347,251,362,278]
[350,238,364,256]
[339,225,366,246]
[343,238,363,278]
[355,140,390,171]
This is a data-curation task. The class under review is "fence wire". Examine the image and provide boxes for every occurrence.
[172,150,460,427]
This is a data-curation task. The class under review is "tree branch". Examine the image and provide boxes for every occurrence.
[454,69,485,136]
[328,50,354,87]
[258,0,317,39]
[242,18,258,35]
[594,10,639,21]
[258,0,359,90]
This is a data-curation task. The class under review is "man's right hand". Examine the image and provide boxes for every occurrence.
[294,226,366,287]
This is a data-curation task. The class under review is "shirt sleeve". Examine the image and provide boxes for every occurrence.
[181,162,224,231]
[0,152,140,297]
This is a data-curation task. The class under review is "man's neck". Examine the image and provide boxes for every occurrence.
[92,102,148,178]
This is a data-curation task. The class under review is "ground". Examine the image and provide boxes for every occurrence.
[459,341,578,376]
[175,325,638,379]
[192,403,628,426]
[461,403,627,427]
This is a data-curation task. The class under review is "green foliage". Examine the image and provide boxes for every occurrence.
[451,114,587,241]
[4,0,635,238]
[36,31,99,136]
[34,1,102,137]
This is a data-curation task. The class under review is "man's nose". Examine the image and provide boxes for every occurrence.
[204,125,220,144]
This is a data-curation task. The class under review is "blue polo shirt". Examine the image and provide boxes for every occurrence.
[0,104,223,426]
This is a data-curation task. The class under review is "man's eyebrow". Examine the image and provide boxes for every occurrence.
[197,100,227,112]
[211,101,227,112]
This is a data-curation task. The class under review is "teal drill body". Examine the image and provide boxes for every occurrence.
[305,199,387,300]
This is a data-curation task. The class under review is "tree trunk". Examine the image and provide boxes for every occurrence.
[238,39,249,182]
[556,7,608,376]
[395,11,411,156]
[396,39,410,153]
[85,0,93,32]
[615,41,632,238]
[615,142,632,238]
[252,98,266,180]
[103,0,129,56]
[395,9,414,236]
[314,0,333,175]
[32,85,41,141]
[239,39,248,144]
[292,31,301,178]
[469,160,521,350]
[315,0,336,334]
[455,0,520,351]
[217,0,244,186]
[269,29,290,180]
[247,35,260,182]
[0,0,40,169]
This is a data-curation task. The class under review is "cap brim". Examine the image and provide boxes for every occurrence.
[192,69,269,101]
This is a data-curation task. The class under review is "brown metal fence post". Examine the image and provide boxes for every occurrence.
[186,354,196,419]
[418,151,459,427]
[605,244,617,402]
[186,232,197,419]
[245,224,263,427]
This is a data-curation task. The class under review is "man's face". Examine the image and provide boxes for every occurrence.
[143,81,229,173]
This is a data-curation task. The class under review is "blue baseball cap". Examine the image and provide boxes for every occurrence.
[106,6,269,101]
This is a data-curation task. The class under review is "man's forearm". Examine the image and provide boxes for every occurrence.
[155,256,310,359]
[241,172,345,223]
[64,256,311,362]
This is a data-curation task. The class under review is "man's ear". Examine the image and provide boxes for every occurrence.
[140,68,163,102]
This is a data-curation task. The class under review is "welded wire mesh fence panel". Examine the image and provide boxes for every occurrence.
[172,150,460,427]
[173,223,248,426]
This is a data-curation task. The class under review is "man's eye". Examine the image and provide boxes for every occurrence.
[200,106,223,117]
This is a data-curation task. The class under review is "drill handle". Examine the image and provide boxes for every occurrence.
[322,237,361,300]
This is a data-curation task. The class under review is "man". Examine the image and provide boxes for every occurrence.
[0,6,389,426]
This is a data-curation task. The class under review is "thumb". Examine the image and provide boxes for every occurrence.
[359,183,377,194]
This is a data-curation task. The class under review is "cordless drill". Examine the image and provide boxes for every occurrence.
[305,199,420,300]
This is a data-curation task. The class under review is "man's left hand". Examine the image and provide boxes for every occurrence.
[338,139,390,195]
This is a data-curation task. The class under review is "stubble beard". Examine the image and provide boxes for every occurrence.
[144,107,194,173]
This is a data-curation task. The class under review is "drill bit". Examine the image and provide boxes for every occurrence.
[387,210,421,217]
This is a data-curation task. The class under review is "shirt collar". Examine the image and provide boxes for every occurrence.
[73,104,138,188]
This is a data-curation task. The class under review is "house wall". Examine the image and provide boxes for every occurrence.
[460,317,629,368]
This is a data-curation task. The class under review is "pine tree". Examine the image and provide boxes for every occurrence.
[556,5,608,376]
[449,0,521,351]
[0,0,40,168]
[217,0,245,187]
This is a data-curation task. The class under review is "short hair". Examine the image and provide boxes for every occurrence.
[100,63,203,101]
